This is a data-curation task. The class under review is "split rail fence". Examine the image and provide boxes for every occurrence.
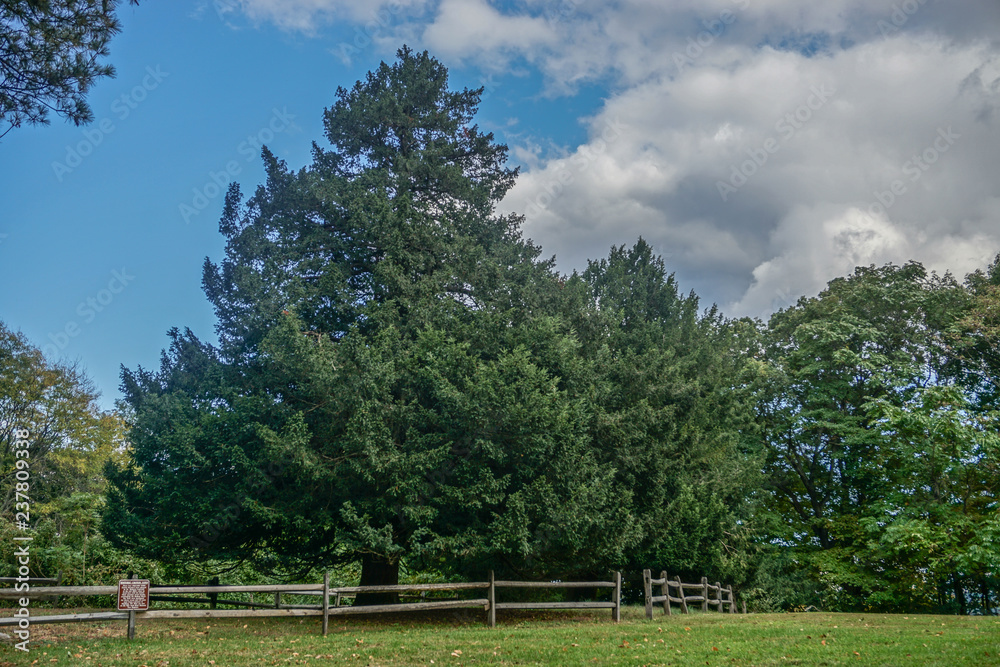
[0,571,621,638]
[642,570,744,618]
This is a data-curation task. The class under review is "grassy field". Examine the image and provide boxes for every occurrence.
[2,607,998,666]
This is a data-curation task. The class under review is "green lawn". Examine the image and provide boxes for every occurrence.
[3,607,998,666]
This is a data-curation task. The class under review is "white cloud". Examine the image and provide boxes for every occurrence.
[422,0,553,60]
[501,33,1000,316]
[220,0,1000,317]
[729,206,912,315]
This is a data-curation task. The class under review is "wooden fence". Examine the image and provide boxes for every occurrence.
[0,575,61,602]
[0,571,621,637]
[488,571,621,627]
[642,570,744,617]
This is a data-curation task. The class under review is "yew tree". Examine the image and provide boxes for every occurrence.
[564,240,763,586]
[103,48,633,596]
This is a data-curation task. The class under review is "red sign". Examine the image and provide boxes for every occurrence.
[117,579,150,611]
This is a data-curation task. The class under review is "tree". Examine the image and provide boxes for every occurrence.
[105,48,636,599]
[0,320,118,512]
[1,0,140,140]
[0,320,131,583]
[863,386,1000,613]
[757,262,971,609]
[952,254,1000,409]
[564,239,764,587]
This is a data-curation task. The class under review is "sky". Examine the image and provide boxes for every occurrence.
[2,0,999,412]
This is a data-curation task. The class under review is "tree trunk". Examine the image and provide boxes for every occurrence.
[354,553,400,606]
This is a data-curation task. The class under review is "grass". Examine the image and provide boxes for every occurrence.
[2,606,998,666]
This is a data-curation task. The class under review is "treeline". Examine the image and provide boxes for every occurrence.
[0,324,169,590]
[2,48,997,614]
[755,260,1000,614]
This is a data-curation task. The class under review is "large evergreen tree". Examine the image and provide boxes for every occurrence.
[563,240,763,586]
[104,48,634,597]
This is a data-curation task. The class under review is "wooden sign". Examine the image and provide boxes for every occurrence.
[117,579,150,611]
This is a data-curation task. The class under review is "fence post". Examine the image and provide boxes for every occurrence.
[322,571,330,637]
[742,600,747,614]
[487,570,496,628]
[660,570,669,616]
[209,576,219,610]
[127,573,137,640]
[672,576,685,614]
[701,577,708,613]
[613,571,621,623]
[274,592,281,609]
[643,569,652,619]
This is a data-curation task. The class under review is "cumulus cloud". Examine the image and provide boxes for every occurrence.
[221,0,1000,317]
[500,32,1000,316]
[422,0,554,60]
[732,206,912,315]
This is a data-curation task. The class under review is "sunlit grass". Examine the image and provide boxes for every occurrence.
[3,607,998,666]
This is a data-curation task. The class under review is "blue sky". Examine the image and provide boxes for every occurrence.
[2,0,999,411]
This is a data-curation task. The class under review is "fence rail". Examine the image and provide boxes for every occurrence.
[488,571,621,627]
[0,571,621,637]
[642,570,744,618]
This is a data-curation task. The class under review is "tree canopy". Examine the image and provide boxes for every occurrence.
[756,261,1000,612]
[99,45,999,614]
[0,319,135,585]
[1,0,140,139]
[104,49,760,602]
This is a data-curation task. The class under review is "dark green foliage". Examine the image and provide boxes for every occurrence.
[105,50,762,594]
[0,0,141,139]
[105,48,624,585]
[567,240,763,585]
